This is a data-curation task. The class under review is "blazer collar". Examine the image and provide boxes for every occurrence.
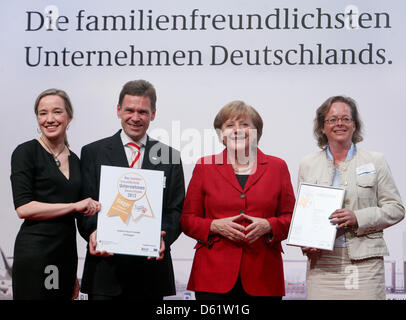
[104,130,128,167]
[214,148,268,193]
[141,135,161,170]
[103,130,159,170]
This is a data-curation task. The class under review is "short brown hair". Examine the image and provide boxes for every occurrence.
[213,100,263,141]
[118,80,157,111]
[314,95,363,149]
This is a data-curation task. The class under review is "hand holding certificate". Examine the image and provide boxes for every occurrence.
[287,183,346,251]
[95,165,164,257]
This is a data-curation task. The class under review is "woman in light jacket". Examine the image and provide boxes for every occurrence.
[299,95,404,300]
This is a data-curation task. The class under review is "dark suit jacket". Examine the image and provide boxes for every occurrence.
[77,130,185,297]
[180,149,295,296]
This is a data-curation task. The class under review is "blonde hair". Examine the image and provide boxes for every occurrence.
[34,88,73,147]
[213,100,263,141]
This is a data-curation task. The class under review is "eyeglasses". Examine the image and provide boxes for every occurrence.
[324,116,353,125]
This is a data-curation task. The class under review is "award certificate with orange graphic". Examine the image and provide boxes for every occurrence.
[96,165,164,257]
[286,183,345,251]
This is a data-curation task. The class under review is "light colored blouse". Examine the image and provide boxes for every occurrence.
[326,143,356,248]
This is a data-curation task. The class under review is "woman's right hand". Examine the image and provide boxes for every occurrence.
[210,214,246,243]
[73,198,101,216]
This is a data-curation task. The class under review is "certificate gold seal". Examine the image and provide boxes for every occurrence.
[107,172,154,224]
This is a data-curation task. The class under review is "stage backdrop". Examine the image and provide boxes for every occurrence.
[1,0,405,299]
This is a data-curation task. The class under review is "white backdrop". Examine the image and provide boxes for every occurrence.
[1,0,405,299]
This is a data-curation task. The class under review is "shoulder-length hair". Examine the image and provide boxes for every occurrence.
[314,95,363,149]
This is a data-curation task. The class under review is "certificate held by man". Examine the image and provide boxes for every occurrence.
[96,165,164,257]
[287,183,346,251]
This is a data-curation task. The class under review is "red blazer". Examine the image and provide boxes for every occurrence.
[180,149,295,296]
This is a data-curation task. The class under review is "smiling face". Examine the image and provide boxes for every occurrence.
[221,116,257,153]
[322,102,355,147]
[117,94,156,141]
[36,95,71,142]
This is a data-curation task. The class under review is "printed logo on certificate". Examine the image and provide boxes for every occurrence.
[286,183,345,251]
[96,165,164,257]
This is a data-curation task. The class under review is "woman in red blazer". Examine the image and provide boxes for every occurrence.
[180,101,295,300]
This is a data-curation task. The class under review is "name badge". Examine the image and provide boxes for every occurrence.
[356,163,376,176]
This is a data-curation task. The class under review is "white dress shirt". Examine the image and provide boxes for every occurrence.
[120,130,147,169]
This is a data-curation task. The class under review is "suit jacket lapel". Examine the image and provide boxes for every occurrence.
[141,135,160,170]
[243,149,268,192]
[214,149,244,193]
[104,130,129,167]
[214,148,268,193]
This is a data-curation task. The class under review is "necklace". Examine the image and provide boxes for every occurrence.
[233,163,254,174]
[40,136,66,167]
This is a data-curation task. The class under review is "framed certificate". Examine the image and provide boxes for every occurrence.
[96,165,164,257]
[286,183,346,251]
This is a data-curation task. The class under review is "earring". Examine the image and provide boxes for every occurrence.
[67,124,70,130]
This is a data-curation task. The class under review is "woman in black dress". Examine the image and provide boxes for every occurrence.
[10,89,101,300]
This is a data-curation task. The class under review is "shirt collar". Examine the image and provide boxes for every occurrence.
[327,143,356,161]
[120,130,147,148]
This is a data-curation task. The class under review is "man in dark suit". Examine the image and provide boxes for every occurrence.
[77,80,185,300]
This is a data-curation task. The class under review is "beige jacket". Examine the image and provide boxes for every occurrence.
[298,148,405,260]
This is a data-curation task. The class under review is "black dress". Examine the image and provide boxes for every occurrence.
[10,139,81,300]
